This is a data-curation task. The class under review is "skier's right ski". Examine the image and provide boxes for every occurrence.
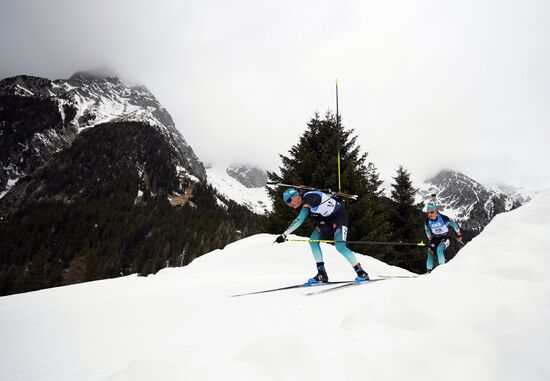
[306,278,386,296]
[230,281,350,297]
[377,274,419,279]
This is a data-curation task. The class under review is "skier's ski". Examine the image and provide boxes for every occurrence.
[306,278,386,296]
[377,274,419,279]
[230,281,350,297]
[267,182,358,200]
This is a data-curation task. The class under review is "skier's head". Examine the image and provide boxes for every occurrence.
[426,203,438,216]
[282,187,300,206]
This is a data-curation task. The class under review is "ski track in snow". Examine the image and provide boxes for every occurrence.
[1,191,550,381]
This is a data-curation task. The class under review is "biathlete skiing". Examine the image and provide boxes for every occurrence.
[424,202,463,273]
[274,187,369,284]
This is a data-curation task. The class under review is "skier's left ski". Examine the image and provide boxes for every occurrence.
[306,278,386,296]
[377,274,419,279]
[230,281,350,297]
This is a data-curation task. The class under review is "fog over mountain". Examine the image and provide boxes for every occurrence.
[1,1,549,190]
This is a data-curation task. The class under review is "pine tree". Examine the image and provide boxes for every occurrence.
[19,251,48,292]
[365,162,384,196]
[265,112,393,253]
[390,165,419,240]
[389,165,425,272]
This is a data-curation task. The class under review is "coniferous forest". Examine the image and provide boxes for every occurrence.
[0,121,265,296]
[0,184,264,295]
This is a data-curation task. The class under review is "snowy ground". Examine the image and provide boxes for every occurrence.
[1,191,550,381]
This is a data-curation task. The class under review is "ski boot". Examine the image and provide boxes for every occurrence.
[354,263,369,283]
[307,262,329,284]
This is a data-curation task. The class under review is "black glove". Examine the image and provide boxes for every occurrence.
[275,234,287,244]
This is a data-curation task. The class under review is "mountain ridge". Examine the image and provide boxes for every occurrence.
[0,72,263,296]
[0,73,205,199]
[206,165,271,215]
[416,169,523,231]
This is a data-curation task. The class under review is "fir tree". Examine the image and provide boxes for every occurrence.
[390,165,419,240]
[389,165,425,272]
[265,112,393,257]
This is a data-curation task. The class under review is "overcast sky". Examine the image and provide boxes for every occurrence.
[1,0,549,190]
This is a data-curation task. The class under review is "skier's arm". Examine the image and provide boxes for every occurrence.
[448,219,463,242]
[424,223,432,240]
[283,207,310,236]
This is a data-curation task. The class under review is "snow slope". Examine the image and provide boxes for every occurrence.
[1,191,550,381]
[206,165,271,214]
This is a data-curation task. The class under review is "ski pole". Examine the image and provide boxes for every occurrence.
[285,238,427,247]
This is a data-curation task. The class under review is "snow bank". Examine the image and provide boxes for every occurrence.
[1,191,550,381]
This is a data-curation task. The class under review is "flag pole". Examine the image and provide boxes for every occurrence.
[335,79,342,193]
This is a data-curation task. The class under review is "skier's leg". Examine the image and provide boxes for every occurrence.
[436,239,449,265]
[309,229,324,263]
[334,226,359,266]
[427,249,434,271]
[308,229,328,283]
[334,225,369,280]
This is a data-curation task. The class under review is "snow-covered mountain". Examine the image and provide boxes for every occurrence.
[206,165,271,214]
[0,71,205,198]
[0,72,264,295]
[491,183,537,205]
[416,169,523,231]
[226,164,268,188]
[1,190,549,381]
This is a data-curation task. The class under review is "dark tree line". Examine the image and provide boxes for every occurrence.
[0,182,265,296]
[0,122,265,296]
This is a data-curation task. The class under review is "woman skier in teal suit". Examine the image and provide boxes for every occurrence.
[424,203,463,272]
[274,187,369,284]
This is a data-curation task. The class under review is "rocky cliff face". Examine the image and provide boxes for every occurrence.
[0,121,194,219]
[226,165,267,188]
[0,72,205,199]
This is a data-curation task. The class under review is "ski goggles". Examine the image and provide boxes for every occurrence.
[285,197,293,204]
[427,210,437,215]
